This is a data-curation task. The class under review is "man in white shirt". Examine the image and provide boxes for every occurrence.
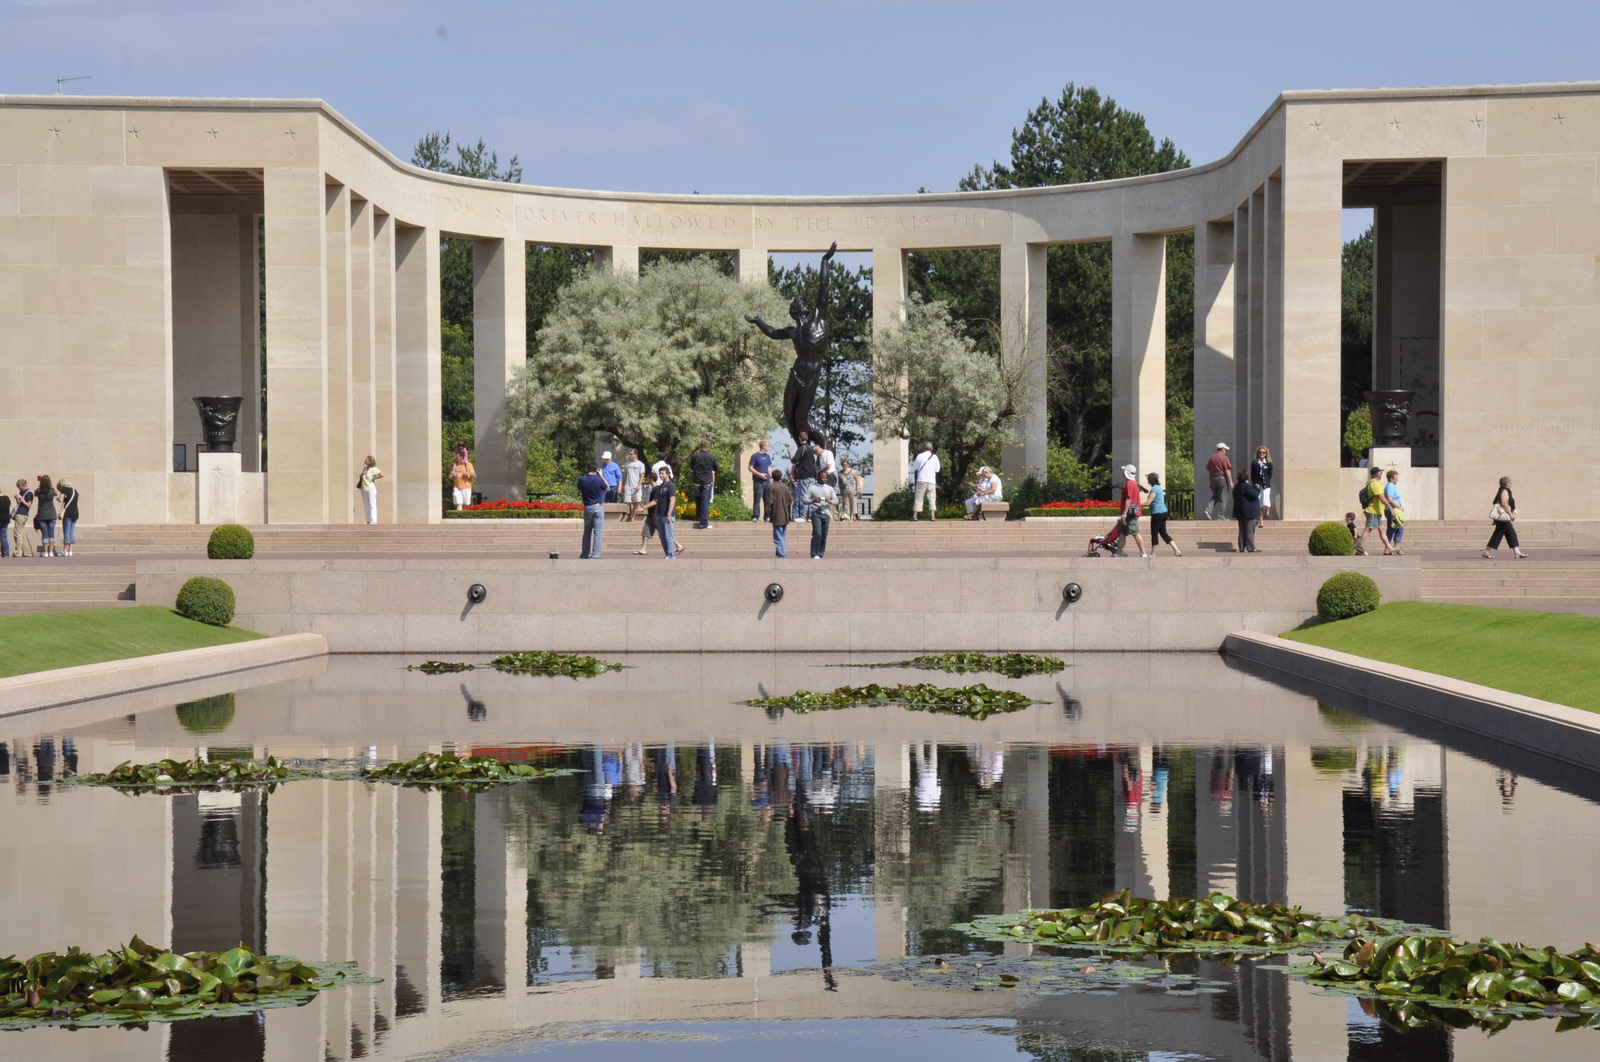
[910,442,940,521]
[813,440,836,484]
[622,448,647,522]
[805,471,839,558]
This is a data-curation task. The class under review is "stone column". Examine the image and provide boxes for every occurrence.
[1000,242,1048,483]
[736,248,769,506]
[1262,175,1286,491]
[263,167,330,523]
[870,248,909,497]
[594,244,640,275]
[349,198,377,501]
[1279,158,1344,517]
[324,182,353,521]
[393,224,442,523]
[1111,232,1167,483]
[1244,187,1267,460]
[473,238,528,503]
[1193,219,1237,496]
[372,212,399,523]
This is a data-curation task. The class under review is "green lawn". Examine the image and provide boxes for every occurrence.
[1282,601,1600,712]
[0,607,263,678]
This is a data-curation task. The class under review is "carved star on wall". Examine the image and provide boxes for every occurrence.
[284,128,297,140]
[206,127,220,139]
[1553,113,1566,125]
[1389,118,1403,131]
[1309,119,1323,132]
[128,127,141,139]
[47,125,61,137]
[1469,115,1484,129]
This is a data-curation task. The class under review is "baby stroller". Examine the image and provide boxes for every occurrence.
[1083,518,1129,558]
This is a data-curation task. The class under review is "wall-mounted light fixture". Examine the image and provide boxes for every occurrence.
[467,583,487,604]
[765,583,784,603]
[1061,583,1082,605]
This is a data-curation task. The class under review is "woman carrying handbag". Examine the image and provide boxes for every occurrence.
[1483,476,1526,560]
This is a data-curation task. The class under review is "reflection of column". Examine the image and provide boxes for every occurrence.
[1112,233,1167,482]
[870,249,909,494]
[263,166,330,522]
[1000,242,1048,483]
[394,787,441,1016]
[1284,744,1343,916]
[473,790,509,995]
[1002,746,1051,915]
[1193,219,1236,495]
[473,238,528,503]
[394,225,442,523]
[872,742,910,959]
[1137,745,1168,899]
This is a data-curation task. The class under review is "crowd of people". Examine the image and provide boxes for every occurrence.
[3,476,80,558]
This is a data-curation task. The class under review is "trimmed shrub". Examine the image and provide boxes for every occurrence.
[176,576,236,627]
[874,484,964,521]
[1308,521,1356,556]
[176,694,237,735]
[1316,572,1380,621]
[207,523,255,559]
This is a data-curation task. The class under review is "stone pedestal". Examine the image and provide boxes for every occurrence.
[199,451,243,524]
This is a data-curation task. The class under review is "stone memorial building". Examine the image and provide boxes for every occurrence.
[1,82,1597,524]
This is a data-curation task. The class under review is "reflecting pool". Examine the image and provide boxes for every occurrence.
[5,652,1600,1061]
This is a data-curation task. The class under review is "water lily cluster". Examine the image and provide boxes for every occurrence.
[873,651,1066,678]
[746,682,1037,720]
[0,937,373,1029]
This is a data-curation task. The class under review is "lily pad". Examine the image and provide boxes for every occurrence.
[863,652,1066,678]
[744,682,1039,720]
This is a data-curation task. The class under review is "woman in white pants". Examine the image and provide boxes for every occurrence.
[358,455,383,524]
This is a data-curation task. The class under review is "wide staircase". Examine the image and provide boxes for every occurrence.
[2,518,1596,614]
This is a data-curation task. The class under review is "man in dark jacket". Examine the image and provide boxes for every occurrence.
[1232,471,1262,553]
[768,470,794,558]
[689,439,718,529]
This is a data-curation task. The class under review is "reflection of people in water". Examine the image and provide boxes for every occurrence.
[579,745,610,834]
[1495,767,1518,807]
[1121,754,1143,833]
[694,744,718,817]
[1151,747,1170,814]
[650,744,678,823]
[913,743,941,812]
[966,743,1005,788]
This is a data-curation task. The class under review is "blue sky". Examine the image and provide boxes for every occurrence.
[6,0,1597,203]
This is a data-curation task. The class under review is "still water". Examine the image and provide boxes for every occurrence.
[4,652,1600,1062]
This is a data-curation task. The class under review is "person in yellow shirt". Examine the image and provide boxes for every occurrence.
[1358,468,1391,556]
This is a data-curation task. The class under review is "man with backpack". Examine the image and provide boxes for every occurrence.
[1357,468,1392,556]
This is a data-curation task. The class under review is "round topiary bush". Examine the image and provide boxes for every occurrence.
[1308,521,1355,556]
[207,523,255,559]
[1316,572,1380,621]
[176,576,236,627]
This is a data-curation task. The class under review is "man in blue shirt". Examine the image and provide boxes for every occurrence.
[577,462,609,559]
[747,439,772,522]
[599,451,622,503]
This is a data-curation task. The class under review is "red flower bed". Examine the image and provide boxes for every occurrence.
[462,499,582,513]
[1038,500,1120,511]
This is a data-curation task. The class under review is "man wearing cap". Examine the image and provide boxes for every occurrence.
[1119,464,1148,558]
[599,451,623,504]
[1204,443,1233,520]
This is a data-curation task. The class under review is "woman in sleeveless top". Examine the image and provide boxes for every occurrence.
[1482,476,1526,559]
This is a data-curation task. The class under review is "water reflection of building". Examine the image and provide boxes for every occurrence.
[5,692,1600,1061]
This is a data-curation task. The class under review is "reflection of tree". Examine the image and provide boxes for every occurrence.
[501,746,876,979]
[1048,751,1121,908]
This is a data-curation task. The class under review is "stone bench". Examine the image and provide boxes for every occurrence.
[973,502,1010,521]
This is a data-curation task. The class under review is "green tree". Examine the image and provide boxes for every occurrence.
[500,258,789,469]
[870,293,1029,493]
[910,85,1191,472]
[768,259,875,460]
[1342,225,1375,463]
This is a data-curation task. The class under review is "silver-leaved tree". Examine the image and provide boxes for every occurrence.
[498,258,790,473]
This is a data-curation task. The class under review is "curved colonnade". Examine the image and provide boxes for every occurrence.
[2,83,1598,523]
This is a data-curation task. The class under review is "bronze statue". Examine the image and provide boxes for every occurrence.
[747,241,836,448]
